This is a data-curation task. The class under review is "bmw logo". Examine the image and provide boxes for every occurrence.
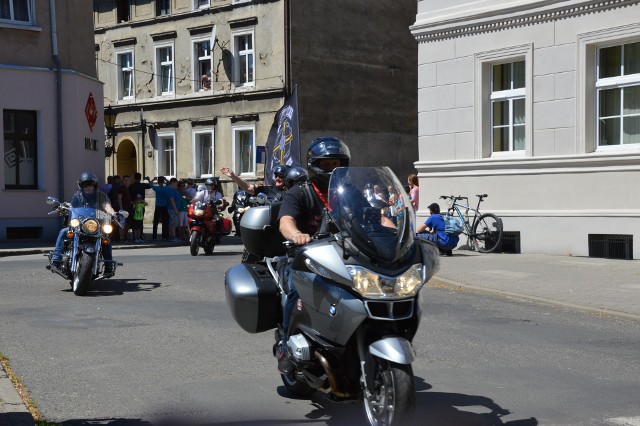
[329,304,337,317]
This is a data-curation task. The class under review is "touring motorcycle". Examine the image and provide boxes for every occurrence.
[45,197,127,296]
[187,199,232,256]
[225,167,439,425]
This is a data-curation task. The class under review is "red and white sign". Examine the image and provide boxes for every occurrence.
[85,93,98,132]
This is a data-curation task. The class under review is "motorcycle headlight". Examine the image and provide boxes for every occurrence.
[69,218,81,228]
[346,264,425,299]
[103,223,113,234]
[195,208,205,216]
[82,219,99,234]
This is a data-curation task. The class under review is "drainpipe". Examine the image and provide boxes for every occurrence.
[50,0,64,202]
[284,0,291,96]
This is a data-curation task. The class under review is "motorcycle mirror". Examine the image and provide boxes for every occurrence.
[46,197,58,205]
[119,210,130,219]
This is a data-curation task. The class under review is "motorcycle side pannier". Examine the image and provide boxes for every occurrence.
[240,204,286,257]
[225,263,279,333]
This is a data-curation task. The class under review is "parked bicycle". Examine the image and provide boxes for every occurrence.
[439,194,503,253]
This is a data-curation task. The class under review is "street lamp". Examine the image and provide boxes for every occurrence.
[104,106,118,158]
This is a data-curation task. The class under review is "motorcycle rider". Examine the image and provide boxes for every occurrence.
[191,177,228,239]
[276,137,350,374]
[220,164,290,197]
[51,172,117,274]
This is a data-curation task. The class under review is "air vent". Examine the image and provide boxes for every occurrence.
[588,234,633,260]
[498,231,521,254]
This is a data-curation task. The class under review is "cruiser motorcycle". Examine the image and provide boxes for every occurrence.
[45,197,128,296]
[187,199,232,256]
[225,167,439,425]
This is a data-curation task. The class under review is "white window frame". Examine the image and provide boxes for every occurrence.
[232,125,256,177]
[232,29,255,88]
[490,60,526,156]
[156,132,176,178]
[155,43,175,97]
[474,44,532,159]
[193,0,209,10]
[0,0,34,26]
[594,41,640,151]
[192,36,213,92]
[116,50,135,101]
[577,24,640,154]
[192,129,215,178]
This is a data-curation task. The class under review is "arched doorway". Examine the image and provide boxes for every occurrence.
[115,138,137,178]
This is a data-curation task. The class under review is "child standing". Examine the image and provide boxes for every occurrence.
[132,194,147,243]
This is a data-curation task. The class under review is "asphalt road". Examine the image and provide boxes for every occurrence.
[1,243,639,425]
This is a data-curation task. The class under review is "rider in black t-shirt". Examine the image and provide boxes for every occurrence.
[275,137,351,374]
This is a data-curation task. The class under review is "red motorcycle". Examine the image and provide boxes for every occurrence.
[187,199,232,256]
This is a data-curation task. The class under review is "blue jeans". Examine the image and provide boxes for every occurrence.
[416,232,457,250]
[281,265,298,350]
[52,228,112,262]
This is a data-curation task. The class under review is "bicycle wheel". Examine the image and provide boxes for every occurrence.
[471,213,503,253]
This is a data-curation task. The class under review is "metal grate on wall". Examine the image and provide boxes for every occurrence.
[588,234,633,260]
[497,231,521,254]
[6,227,42,239]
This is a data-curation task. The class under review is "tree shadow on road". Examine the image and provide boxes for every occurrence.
[61,278,161,297]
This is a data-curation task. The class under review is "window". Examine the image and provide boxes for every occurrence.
[3,110,37,189]
[194,131,214,177]
[193,39,212,91]
[233,31,254,87]
[194,0,209,10]
[157,134,175,177]
[0,0,33,24]
[491,61,525,153]
[156,45,174,95]
[156,0,170,16]
[117,51,134,100]
[116,0,130,23]
[596,41,640,147]
[233,126,255,175]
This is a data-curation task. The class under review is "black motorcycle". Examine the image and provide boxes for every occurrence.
[225,167,439,426]
[45,197,127,296]
[228,190,250,237]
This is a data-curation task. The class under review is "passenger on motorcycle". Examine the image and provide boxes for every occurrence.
[51,172,117,273]
[220,164,290,197]
[276,136,350,374]
[284,166,309,189]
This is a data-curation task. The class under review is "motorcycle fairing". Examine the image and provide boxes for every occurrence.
[368,336,415,365]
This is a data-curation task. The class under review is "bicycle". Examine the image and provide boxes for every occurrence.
[439,194,503,253]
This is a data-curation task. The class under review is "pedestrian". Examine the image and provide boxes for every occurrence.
[168,178,181,242]
[407,174,419,212]
[117,175,133,242]
[101,175,113,195]
[416,202,458,256]
[177,180,191,241]
[129,173,151,240]
[185,178,197,199]
[151,176,170,240]
[131,195,147,243]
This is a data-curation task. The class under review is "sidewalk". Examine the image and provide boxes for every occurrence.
[0,240,638,424]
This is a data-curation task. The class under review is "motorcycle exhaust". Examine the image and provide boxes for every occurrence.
[314,351,351,398]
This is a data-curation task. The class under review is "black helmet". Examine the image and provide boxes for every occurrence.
[286,166,309,189]
[205,177,219,188]
[272,164,291,179]
[307,137,350,188]
[77,172,98,190]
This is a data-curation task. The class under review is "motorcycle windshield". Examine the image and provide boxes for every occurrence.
[70,205,112,223]
[328,167,416,263]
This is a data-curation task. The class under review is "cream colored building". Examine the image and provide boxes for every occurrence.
[0,0,104,242]
[412,0,640,259]
[94,0,420,199]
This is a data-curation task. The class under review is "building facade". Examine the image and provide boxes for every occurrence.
[412,0,640,259]
[94,0,419,199]
[1,0,104,242]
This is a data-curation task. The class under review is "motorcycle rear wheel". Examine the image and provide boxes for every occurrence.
[72,253,94,296]
[189,231,200,256]
[363,359,415,426]
[281,373,316,398]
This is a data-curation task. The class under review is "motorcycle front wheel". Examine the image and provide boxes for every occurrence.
[189,231,200,256]
[363,359,415,426]
[72,253,94,296]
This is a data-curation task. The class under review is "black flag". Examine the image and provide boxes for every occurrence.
[264,85,300,185]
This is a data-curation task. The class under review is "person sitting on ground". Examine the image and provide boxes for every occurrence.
[415,202,459,256]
